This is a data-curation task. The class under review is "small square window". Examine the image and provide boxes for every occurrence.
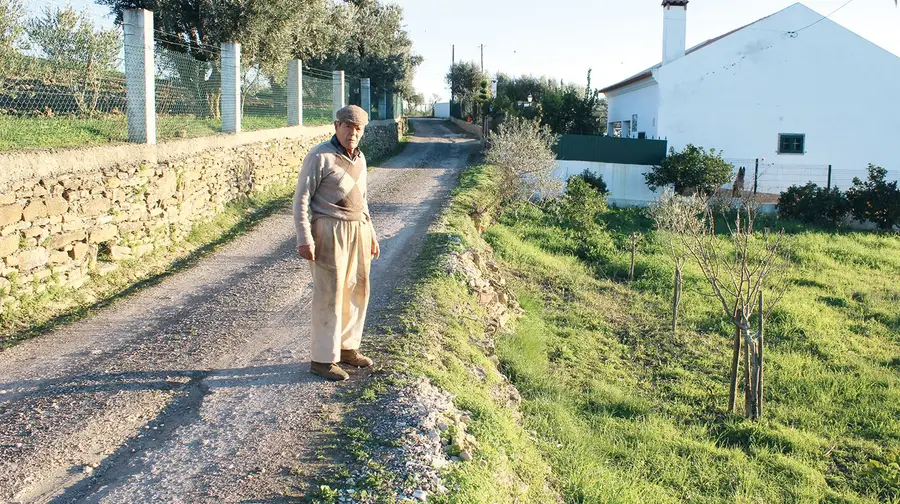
[778,134,805,154]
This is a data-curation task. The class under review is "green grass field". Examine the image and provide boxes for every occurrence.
[396,166,900,503]
[0,111,334,151]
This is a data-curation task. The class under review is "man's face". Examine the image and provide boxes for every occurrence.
[334,121,365,152]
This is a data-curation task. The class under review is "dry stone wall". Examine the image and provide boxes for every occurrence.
[0,120,402,312]
[360,118,405,161]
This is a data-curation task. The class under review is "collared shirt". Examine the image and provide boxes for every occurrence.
[330,135,361,161]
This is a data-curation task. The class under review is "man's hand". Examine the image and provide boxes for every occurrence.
[372,237,381,260]
[297,244,315,261]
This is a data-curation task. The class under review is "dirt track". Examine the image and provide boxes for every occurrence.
[0,118,478,503]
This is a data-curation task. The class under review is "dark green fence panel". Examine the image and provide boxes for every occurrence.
[557,134,668,165]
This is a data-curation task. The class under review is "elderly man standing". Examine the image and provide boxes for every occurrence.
[293,105,380,381]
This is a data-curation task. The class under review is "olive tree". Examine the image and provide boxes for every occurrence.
[645,144,734,196]
[485,116,560,205]
[27,6,122,117]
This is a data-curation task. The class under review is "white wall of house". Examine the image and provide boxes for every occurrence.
[433,102,450,118]
[555,160,662,206]
[654,3,900,191]
[607,80,660,139]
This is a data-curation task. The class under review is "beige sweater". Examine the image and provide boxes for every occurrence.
[293,136,375,247]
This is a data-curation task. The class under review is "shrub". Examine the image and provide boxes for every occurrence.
[485,116,560,204]
[559,175,607,235]
[551,176,614,261]
[570,169,608,195]
[645,144,734,195]
[846,164,900,231]
[777,183,850,226]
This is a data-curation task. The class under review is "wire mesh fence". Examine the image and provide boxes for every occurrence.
[2,0,387,150]
[0,2,128,151]
[720,158,890,204]
[154,45,222,139]
[242,66,288,131]
[303,69,335,126]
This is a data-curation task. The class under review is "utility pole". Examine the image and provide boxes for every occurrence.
[451,45,455,103]
[480,44,484,72]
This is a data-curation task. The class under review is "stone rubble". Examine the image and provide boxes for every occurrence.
[326,245,527,502]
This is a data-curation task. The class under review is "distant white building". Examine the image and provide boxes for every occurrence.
[433,102,450,119]
[600,1,900,192]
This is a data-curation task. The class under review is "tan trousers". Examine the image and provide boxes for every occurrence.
[309,216,372,364]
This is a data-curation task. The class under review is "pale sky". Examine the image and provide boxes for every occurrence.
[27,0,900,101]
[395,0,900,101]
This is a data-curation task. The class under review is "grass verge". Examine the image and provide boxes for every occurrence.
[0,183,297,348]
[335,164,900,503]
[308,165,561,502]
[482,179,899,502]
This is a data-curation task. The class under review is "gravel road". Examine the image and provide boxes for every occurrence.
[0,119,478,503]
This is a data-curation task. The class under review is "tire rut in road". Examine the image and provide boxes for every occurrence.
[0,119,479,503]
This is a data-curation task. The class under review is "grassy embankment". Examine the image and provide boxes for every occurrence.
[379,164,899,503]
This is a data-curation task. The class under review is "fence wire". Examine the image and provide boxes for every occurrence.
[720,158,892,204]
[0,9,127,151]
[242,66,287,131]
[303,72,334,126]
[154,45,221,140]
[2,1,380,150]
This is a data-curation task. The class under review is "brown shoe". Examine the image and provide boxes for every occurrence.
[340,349,373,368]
[310,362,349,381]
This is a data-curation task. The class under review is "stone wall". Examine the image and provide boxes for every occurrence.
[360,118,406,161]
[449,116,483,138]
[0,120,403,311]
[0,124,357,311]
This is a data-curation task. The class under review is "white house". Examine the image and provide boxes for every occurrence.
[600,1,900,193]
[433,102,451,119]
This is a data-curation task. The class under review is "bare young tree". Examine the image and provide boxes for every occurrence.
[485,116,560,205]
[681,196,790,419]
[647,188,706,334]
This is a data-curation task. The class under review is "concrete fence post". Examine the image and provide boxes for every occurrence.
[386,92,395,119]
[123,8,155,144]
[221,42,241,133]
[378,92,387,120]
[332,70,345,118]
[360,78,371,118]
[287,59,303,126]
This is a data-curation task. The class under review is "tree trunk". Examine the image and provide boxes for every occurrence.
[750,331,760,420]
[630,233,638,281]
[743,324,752,416]
[671,266,682,334]
[727,311,741,414]
[758,290,765,418]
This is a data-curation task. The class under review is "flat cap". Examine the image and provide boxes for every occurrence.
[335,105,369,126]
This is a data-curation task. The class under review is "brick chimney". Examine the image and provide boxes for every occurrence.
[662,0,688,65]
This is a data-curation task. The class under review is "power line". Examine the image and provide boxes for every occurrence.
[787,0,857,35]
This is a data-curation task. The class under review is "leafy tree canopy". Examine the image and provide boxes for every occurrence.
[309,0,422,97]
[645,144,734,195]
[445,61,485,101]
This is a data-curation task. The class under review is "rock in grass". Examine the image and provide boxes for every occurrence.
[413,489,427,501]
[459,450,473,462]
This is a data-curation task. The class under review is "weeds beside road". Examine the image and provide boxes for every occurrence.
[376,164,900,503]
